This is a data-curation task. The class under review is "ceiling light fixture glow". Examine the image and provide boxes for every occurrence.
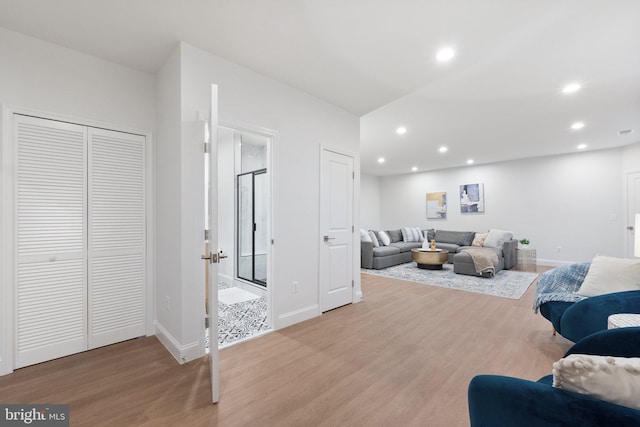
[438,146,448,153]
[467,159,474,165]
[436,47,455,62]
[378,157,385,164]
[396,127,407,135]
[411,166,418,172]
[577,143,588,150]
[562,83,581,94]
[571,122,585,130]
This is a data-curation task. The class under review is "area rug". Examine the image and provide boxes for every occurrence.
[362,263,538,299]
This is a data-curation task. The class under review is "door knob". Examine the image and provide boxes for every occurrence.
[628,226,635,231]
[324,235,335,242]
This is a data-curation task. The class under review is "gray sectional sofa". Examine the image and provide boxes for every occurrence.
[361,228,517,271]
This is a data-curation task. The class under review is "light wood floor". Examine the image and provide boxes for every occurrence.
[0,266,572,426]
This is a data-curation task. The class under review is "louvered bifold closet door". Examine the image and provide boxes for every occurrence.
[15,115,88,368]
[88,128,145,349]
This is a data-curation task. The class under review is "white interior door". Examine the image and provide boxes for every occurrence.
[207,84,220,403]
[319,149,354,312]
[628,172,640,257]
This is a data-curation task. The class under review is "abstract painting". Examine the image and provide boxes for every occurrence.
[460,183,484,213]
[426,191,447,219]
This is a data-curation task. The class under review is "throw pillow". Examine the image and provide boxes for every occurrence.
[387,229,403,243]
[401,227,424,242]
[553,354,640,410]
[423,228,435,241]
[472,232,488,247]
[378,230,391,246]
[483,229,513,248]
[576,255,640,297]
[368,231,379,248]
[360,229,371,243]
[455,231,476,247]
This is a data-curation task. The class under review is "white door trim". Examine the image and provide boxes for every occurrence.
[0,104,154,376]
[626,171,640,258]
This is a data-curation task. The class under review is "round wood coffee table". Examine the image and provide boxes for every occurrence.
[411,248,449,270]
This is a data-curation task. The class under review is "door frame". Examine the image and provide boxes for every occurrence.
[318,145,361,312]
[0,104,154,376]
[626,171,640,258]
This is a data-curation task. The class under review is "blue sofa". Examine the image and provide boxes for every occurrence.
[534,262,640,342]
[468,327,640,426]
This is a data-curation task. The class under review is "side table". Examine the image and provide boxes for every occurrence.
[608,313,640,329]
[516,248,537,272]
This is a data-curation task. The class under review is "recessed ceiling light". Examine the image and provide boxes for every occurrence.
[378,157,385,164]
[438,146,448,153]
[396,127,407,135]
[467,159,474,165]
[571,122,585,130]
[577,143,588,150]
[411,166,418,172]
[618,129,634,136]
[436,47,455,62]
[562,83,581,94]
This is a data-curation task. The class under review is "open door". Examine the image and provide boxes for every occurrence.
[204,84,220,403]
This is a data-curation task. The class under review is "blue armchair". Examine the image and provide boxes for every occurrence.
[468,327,640,427]
[540,290,640,342]
[534,262,640,342]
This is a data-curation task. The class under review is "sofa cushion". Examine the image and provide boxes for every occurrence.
[577,255,640,297]
[392,242,421,253]
[401,227,424,242]
[368,231,380,247]
[484,229,513,248]
[378,230,391,246]
[436,242,460,253]
[372,246,401,257]
[386,229,403,243]
[434,230,469,245]
[360,229,371,242]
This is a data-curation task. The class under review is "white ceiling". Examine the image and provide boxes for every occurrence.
[1,0,638,175]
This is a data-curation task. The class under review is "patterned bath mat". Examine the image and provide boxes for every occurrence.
[362,262,538,299]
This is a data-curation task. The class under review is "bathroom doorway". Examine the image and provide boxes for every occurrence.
[215,125,273,347]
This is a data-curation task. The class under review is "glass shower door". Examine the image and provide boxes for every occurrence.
[237,169,267,286]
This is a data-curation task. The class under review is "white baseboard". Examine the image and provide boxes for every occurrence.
[154,321,203,364]
[537,258,578,267]
[354,290,363,303]
[276,304,320,330]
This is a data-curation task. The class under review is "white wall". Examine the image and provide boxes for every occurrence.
[154,42,360,359]
[360,174,381,230]
[373,146,637,265]
[0,27,156,375]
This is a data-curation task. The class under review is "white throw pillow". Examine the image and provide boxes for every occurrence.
[553,354,640,410]
[378,230,391,246]
[576,255,640,297]
[360,229,371,243]
[368,231,379,248]
[483,229,513,248]
[401,227,424,242]
[472,232,488,247]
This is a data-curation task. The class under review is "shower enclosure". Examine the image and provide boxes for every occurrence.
[237,168,267,286]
